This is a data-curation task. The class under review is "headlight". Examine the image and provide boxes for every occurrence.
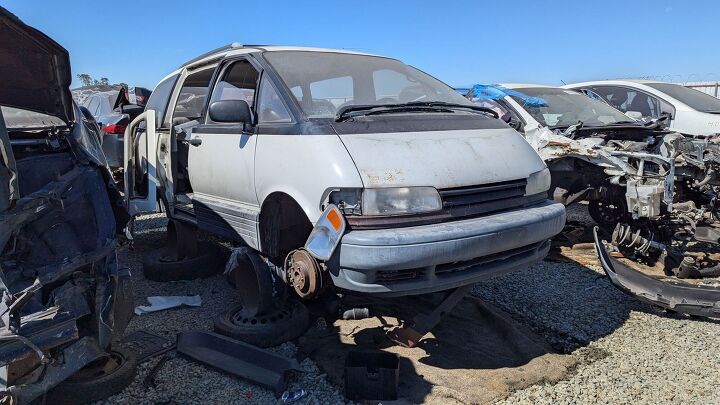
[525,168,551,196]
[362,187,442,216]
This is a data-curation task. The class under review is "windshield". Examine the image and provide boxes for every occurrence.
[264,51,473,118]
[510,87,635,128]
[645,83,720,113]
[0,106,66,129]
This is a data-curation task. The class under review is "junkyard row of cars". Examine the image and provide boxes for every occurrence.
[2,5,720,403]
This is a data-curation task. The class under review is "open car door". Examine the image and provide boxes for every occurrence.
[124,110,159,215]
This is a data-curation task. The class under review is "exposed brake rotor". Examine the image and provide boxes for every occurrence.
[284,249,323,299]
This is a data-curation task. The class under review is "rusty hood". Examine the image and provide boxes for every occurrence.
[0,6,73,124]
[338,128,546,188]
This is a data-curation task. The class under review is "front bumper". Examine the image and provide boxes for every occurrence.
[330,200,566,296]
[593,227,720,318]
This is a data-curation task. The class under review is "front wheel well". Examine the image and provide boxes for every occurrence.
[258,193,313,260]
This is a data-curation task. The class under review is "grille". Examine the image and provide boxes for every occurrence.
[373,241,543,283]
[439,178,527,209]
[375,269,420,282]
[434,242,542,275]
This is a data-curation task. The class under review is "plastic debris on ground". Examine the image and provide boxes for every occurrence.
[134,295,202,315]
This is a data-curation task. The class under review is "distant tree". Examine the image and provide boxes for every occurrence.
[77,73,93,87]
[99,77,109,85]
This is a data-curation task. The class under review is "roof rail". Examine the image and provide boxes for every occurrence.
[180,42,243,68]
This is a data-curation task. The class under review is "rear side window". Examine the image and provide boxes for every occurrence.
[146,74,179,128]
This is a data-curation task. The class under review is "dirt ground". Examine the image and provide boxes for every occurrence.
[299,294,574,404]
[105,212,720,404]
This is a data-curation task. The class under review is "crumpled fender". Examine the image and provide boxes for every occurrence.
[593,227,720,318]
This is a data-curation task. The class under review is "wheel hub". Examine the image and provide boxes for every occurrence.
[285,249,322,299]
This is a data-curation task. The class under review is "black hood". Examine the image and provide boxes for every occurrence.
[0,7,73,124]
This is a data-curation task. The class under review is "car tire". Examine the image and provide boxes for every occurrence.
[214,300,310,348]
[142,241,228,282]
[45,346,137,404]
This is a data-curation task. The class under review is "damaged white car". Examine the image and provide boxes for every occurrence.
[0,7,133,403]
[467,84,720,318]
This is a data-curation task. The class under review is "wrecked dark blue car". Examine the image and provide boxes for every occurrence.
[0,7,133,403]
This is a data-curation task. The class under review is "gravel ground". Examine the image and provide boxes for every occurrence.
[105,211,720,404]
[106,214,344,404]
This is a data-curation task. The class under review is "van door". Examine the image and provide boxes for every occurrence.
[124,110,158,215]
[124,73,178,216]
[187,57,262,248]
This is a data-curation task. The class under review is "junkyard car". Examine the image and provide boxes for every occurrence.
[467,84,720,318]
[566,80,720,136]
[125,44,566,300]
[0,7,133,403]
[79,87,151,169]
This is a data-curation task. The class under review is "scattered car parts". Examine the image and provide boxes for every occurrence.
[468,84,720,317]
[594,227,720,317]
[176,330,303,395]
[119,330,174,363]
[134,295,202,315]
[386,284,473,348]
[344,350,399,402]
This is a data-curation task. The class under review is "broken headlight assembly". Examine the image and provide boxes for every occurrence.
[525,168,551,196]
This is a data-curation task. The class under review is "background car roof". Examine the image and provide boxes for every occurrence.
[498,83,554,90]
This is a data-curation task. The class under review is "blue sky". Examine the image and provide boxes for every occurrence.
[3,0,718,90]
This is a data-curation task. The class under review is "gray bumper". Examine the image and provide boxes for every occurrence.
[331,200,566,296]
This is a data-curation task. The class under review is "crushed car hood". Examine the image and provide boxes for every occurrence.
[0,7,73,124]
[338,128,546,188]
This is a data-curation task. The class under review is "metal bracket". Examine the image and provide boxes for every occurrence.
[386,284,473,348]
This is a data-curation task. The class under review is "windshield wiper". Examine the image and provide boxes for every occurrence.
[335,102,499,122]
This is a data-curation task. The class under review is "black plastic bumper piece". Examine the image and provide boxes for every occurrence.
[594,227,720,318]
[176,331,303,395]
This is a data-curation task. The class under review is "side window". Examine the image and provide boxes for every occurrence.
[172,67,216,123]
[145,74,179,129]
[209,60,259,109]
[592,86,661,118]
[257,79,292,124]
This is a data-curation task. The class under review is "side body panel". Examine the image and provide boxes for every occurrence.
[187,129,261,247]
[254,134,363,224]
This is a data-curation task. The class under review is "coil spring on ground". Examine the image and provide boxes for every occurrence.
[611,223,663,255]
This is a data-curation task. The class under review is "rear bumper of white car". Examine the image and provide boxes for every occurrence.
[330,200,566,296]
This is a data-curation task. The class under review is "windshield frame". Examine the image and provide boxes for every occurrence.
[508,87,638,129]
[260,50,474,120]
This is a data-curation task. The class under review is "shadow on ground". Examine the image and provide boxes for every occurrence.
[298,292,577,404]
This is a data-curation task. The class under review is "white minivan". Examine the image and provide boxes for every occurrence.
[566,80,720,136]
[125,44,565,298]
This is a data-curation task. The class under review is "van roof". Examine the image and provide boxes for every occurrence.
[179,43,380,69]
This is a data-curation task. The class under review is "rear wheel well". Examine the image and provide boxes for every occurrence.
[259,193,313,260]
